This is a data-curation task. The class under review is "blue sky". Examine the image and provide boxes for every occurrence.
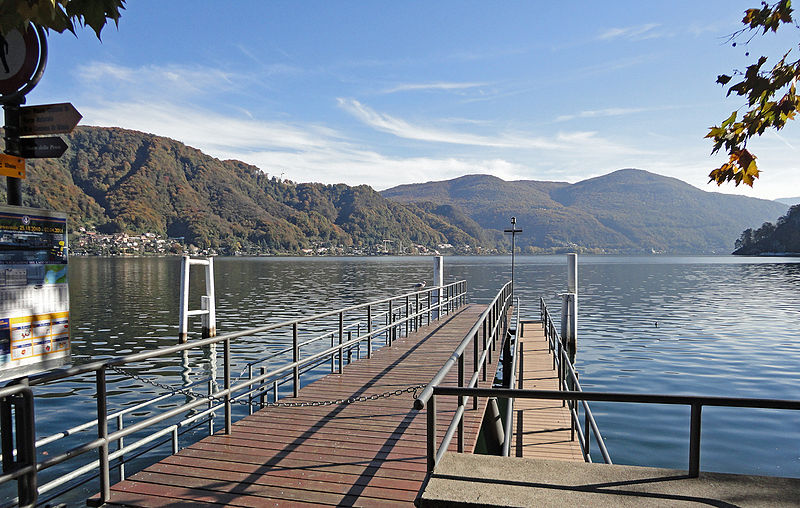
[26,1,799,200]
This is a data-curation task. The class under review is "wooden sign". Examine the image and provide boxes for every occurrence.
[18,137,67,159]
[20,103,82,136]
[0,154,25,179]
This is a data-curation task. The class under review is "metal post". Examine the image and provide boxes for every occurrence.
[689,403,702,477]
[338,312,344,373]
[247,364,253,415]
[292,323,299,396]
[202,257,216,339]
[116,414,125,480]
[178,256,191,343]
[458,355,464,452]
[366,305,372,358]
[96,368,110,503]
[405,295,410,337]
[259,367,266,408]
[4,101,22,206]
[415,292,420,330]
[482,320,488,382]
[385,306,389,344]
[207,380,214,435]
[433,256,443,320]
[224,338,231,433]
[427,393,437,472]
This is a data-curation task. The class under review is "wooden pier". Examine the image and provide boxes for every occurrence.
[512,320,582,461]
[92,304,503,507]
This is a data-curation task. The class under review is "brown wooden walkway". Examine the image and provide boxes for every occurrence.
[95,304,500,507]
[512,320,583,461]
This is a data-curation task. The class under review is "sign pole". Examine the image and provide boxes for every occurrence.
[504,217,522,300]
[4,99,23,206]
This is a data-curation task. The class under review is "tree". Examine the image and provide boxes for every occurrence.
[707,0,799,187]
[0,0,125,39]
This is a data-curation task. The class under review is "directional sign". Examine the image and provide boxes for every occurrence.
[18,137,68,159]
[20,103,82,136]
[0,25,40,96]
[0,154,25,179]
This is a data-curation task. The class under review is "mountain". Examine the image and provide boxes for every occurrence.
[2,127,786,255]
[1,127,484,254]
[733,205,800,255]
[381,170,788,254]
[776,197,800,206]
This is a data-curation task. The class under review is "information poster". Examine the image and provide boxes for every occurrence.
[0,205,69,381]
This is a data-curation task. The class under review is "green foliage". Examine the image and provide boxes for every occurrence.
[734,204,800,253]
[707,0,799,187]
[3,126,484,254]
[0,0,124,38]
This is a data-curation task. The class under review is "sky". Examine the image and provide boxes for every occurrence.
[24,1,800,200]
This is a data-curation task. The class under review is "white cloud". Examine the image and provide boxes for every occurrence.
[382,82,490,94]
[598,23,662,41]
[555,107,651,122]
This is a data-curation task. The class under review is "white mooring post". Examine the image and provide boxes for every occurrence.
[178,256,217,343]
[432,256,444,321]
[561,253,578,363]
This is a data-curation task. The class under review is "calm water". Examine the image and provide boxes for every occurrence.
[17,255,800,502]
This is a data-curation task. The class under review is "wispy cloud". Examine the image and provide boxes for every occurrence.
[555,107,651,122]
[338,98,562,149]
[382,81,490,94]
[77,62,240,98]
[598,23,662,41]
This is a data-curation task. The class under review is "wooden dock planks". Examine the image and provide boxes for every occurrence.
[96,304,501,507]
[512,320,583,462]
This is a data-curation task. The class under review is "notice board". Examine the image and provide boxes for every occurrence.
[0,205,69,381]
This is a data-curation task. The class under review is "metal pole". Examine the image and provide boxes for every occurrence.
[178,256,190,343]
[4,100,22,206]
[689,403,702,477]
[96,368,110,503]
[458,355,464,452]
[224,338,231,433]
[427,393,437,472]
[203,257,216,339]
[338,312,344,373]
[292,323,299,396]
[367,305,372,358]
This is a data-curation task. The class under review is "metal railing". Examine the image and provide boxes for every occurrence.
[414,281,513,471]
[430,386,800,478]
[540,297,611,464]
[0,280,467,507]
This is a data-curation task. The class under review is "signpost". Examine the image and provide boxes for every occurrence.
[19,102,82,136]
[0,154,25,179]
[0,24,78,385]
[18,137,68,159]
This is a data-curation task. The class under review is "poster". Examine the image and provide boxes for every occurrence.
[0,205,69,381]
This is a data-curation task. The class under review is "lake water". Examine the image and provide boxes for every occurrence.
[16,255,800,503]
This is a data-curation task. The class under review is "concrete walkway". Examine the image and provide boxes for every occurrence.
[418,453,800,507]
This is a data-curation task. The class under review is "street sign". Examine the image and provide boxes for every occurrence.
[0,25,40,97]
[0,154,25,179]
[18,137,67,159]
[19,103,82,136]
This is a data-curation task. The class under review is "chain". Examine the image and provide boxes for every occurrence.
[108,365,425,408]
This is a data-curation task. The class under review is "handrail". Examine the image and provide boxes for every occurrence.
[501,297,521,456]
[430,386,800,477]
[414,281,512,410]
[0,280,467,506]
[540,297,611,464]
[413,281,513,471]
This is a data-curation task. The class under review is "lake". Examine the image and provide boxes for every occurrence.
[17,254,800,503]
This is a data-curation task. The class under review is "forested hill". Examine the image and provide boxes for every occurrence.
[0,126,787,254]
[3,127,485,254]
[381,170,788,254]
[733,205,800,255]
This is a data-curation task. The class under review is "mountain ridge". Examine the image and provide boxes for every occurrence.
[1,126,787,254]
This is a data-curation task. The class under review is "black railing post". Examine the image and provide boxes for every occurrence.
[482,320,488,382]
[338,312,344,373]
[689,403,702,477]
[292,323,299,397]
[427,393,437,472]
[458,354,465,451]
[405,295,410,337]
[367,305,372,358]
[96,367,110,503]
[17,388,37,508]
[224,338,232,432]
